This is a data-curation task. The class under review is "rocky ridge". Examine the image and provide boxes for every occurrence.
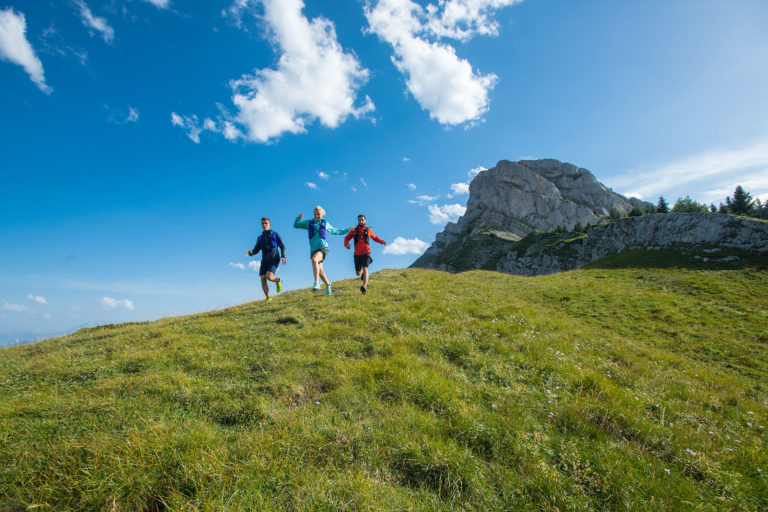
[412,159,768,275]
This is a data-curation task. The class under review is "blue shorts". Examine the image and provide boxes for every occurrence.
[260,256,280,276]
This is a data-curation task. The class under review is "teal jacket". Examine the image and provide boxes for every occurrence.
[293,216,350,253]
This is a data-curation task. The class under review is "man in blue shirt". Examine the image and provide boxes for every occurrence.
[246,217,286,302]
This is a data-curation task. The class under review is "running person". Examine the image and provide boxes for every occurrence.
[293,206,350,296]
[344,214,386,294]
[246,217,286,302]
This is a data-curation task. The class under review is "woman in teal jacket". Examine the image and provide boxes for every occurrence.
[294,205,350,296]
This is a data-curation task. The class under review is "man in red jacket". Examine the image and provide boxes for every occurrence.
[344,214,386,294]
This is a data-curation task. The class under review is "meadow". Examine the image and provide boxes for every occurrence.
[1,260,767,510]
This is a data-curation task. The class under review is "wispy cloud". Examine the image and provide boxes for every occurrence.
[382,236,430,255]
[607,140,768,204]
[187,0,373,144]
[360,177,369,188]
[0,8,52,93]
[409,194,438,205]
[351,185,358,192]
[27,294,47,304]
[403,156,410,162]
[171,112,203,143]
[407,183,417,190]
[99,297,134,310]
[248,261,260,272]
[106,105,139,124]
[468,165,487,177]
[144,0,171,8]
[2,301,34,313]
[229,262,246,270]
[75,1,114,44]
[365,0,520,126]
[428,203,466,224]
[306,182,318,190]
[317,171,330,180]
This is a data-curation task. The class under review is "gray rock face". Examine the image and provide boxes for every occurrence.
[500,213,768,276]
[414,159,650,269]
[412,158,768,275]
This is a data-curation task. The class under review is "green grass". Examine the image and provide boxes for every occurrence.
[1,266,767,511]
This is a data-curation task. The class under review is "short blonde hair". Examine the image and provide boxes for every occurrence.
[314,205,325,217]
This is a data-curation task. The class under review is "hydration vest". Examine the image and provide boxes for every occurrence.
[308,219,327,240]
[353,225,370,244]
[261,230,278,252]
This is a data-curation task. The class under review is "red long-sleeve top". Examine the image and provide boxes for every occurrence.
[344,225,385,255]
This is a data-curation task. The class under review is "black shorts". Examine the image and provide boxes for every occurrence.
[260,256,280,276]
[354,254,373,272]
[311,247,329,262]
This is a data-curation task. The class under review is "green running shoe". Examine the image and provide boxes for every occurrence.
[265,297,272,302]
[276,278,282,293]
[313,282,321,291]
[326,283,332,296]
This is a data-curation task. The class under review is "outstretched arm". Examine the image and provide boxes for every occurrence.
[325,222,350,236]
[343,229,354,249]
[368,228,386,245]
[293,214,309,230]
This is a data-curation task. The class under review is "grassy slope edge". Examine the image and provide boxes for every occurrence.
[1,266,767,511]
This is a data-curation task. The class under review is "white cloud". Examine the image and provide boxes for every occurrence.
[0,8,52,94]
[196,0,374,144]
[428,203,466,224]
[306,182,318,190]
[27,294,47,304]
[607,140,768,204]
[407,183,417,190]
[75,1,114,44]
[449,182,469,195]
[222,0,252,28]
[382,236,430,255]
[468,165,487,177]
[365,0,519,125]
[99,297,134,310]
[417,194,438,201]
[229,262,246,270]
[317,171,330,180]
[2,302,34,313]
[360,178,369,187]
[622,192,643,200]
[171,112,204,143]
[351,185,358,192]
[248,261,261,272]
[144,0,171,8]
[403,156,411,162]
[107,105,140,124]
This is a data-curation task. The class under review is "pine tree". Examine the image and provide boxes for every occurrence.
[656,196,669,213]
[726,185,755,216]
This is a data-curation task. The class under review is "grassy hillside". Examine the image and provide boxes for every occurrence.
[1,265,767,511]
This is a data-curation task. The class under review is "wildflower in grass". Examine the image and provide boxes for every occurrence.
[664,469,671,475]
[492,403,498,409]
[758,469,763,474]
[709,431,715,435]
[727,448,734,452]
[748,411,754,415]
[747,422,753,427]
[685,448,697,456]
[315,401,321,405]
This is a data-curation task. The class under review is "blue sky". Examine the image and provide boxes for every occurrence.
[2,0,767,344]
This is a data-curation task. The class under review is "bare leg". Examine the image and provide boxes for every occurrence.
[318,262,330,286]
[265,271,278,283]
[362,267,369,288]
[311,254,321,283]
[260,275,269,298]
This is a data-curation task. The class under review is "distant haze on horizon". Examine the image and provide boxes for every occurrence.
[2,0,767,343]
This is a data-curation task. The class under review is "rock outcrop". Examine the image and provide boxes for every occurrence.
[412,159,768,275]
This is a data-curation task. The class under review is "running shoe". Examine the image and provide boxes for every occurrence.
[265,297,272,302]
[326,283,332,296]
[360,285,366,295]
[276,278,282,293]
[313,282,321,291]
